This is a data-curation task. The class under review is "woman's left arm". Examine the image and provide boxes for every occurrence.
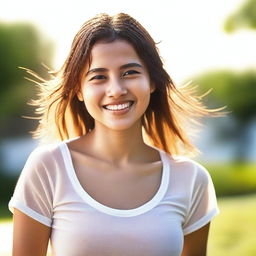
[181,223,210,256]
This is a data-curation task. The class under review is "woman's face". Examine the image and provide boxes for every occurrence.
[78,39,155,132]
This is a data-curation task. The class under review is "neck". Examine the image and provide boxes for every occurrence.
[84,122,151,166]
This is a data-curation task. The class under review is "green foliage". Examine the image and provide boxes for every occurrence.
[0,21,53,118]
[206,163,256,197]
[0,172,17,214]
[208,194,256,256]
[0,205,12,221]
[224,0,256,32]
[191,70,256,122]
[0,21,54,137]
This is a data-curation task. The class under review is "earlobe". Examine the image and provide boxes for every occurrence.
[150,83,156,93]
[77,91,84,101]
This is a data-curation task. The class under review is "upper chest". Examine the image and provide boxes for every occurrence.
[69,150,163,210]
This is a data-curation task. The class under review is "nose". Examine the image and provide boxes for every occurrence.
[106,78,127,98]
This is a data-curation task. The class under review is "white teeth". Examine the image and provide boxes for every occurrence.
[105,102,132,111]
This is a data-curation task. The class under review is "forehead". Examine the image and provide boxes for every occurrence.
[88,40,143,68]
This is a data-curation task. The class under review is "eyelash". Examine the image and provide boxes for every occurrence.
[122,70,140,77]
[89,70,140,81]
[89,75,106,81]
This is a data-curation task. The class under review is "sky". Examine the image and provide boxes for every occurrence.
[1,0,256,84]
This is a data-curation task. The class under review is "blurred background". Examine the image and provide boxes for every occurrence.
[0,0,255,255]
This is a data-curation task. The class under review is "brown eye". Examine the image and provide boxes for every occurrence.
[89,75,106,81]
[122,70,140,77]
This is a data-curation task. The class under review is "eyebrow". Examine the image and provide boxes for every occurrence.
[86,63,143,76]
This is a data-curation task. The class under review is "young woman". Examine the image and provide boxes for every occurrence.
[9,13,221,256]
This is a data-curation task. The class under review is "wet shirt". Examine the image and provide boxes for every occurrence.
[9,142,219,256]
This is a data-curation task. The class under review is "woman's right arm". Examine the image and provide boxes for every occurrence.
[12,209,51,256]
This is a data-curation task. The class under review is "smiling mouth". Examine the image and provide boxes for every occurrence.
[103,101,134,111]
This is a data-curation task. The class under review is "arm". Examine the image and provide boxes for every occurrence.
[12,209,51,256]
[181,223,210,256]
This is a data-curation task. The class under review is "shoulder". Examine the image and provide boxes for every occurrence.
[28,142,62,161]
[164,153,211,184]
[23,142,63,175]
[13,142,64,194]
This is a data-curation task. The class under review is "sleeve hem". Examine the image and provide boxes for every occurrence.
[183,207,220,235]
[8,197,52,227]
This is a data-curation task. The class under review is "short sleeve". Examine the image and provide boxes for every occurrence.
[8,146,54,227]
[182,164,219,235]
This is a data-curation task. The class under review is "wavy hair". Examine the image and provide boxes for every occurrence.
[28,13,223,156]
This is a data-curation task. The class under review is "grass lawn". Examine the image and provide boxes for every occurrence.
[208,193,256,256]
[1,194,256,255]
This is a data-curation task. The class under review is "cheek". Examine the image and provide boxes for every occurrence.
[134,81,152,101]
[139,83,153,107]
[128,77,151,93]
[82,86,103,102]
[82,87,104,115]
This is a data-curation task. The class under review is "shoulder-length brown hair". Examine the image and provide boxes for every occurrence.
[28,13,223,156]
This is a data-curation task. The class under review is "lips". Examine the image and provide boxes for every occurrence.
[103,101,134,111]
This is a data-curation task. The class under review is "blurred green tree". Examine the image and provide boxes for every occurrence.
[224,0,256,32]
[197,0,256,161]
[0,21,54,137]
[191,70,256,161]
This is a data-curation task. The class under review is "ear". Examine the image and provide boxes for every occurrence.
[77,91,84,101]
[150,83,156,93]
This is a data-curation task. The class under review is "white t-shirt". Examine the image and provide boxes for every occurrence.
[9,141,219,256]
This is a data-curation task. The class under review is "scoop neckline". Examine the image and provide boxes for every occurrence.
[59,141,170,217]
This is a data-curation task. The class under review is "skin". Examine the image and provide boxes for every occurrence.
[76,40,156,165]
[12,209,51,256]
[12,39,211,256]
[182,223,210,256]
